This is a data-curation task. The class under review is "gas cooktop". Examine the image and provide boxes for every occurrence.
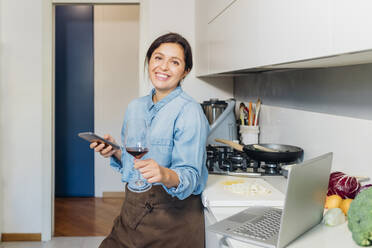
[206,145,299,177]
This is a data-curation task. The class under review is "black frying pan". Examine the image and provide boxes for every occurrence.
[243,143,303,163]
[215,139,304,163]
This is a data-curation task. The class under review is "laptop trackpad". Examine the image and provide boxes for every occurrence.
[227,213,258,224]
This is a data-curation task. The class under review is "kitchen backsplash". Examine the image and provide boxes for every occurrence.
[234,63,372,179]
[234,63,372,121]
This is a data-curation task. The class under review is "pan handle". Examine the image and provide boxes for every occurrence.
[214,139,244,152]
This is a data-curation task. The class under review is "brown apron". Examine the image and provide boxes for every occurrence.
[99,185,205,248]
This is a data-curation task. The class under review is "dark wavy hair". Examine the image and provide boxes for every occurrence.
[145,32,193,73]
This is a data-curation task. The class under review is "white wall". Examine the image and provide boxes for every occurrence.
[94,5,140,197]
[0,0,233,239]
[258,105,372,178]
[0,0,43,233]
[0,0,2,238]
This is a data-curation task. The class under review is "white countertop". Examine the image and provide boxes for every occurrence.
[202,175,285,208]
[203,175,359,248]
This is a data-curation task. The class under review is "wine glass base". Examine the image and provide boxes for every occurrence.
[127,180,152,193]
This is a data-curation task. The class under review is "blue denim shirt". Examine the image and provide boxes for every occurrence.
[110,86,210,200]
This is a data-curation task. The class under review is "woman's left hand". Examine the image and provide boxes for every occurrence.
[134,159,179,188]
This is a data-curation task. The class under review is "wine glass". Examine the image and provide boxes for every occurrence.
[124,118,152,193]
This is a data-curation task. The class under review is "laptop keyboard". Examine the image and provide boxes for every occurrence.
[232,209,282,240]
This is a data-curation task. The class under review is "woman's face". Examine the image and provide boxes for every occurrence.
[148,42,188,94]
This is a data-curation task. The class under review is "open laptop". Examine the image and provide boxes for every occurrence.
[207,153,333,248]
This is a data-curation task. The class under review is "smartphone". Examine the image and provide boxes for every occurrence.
[78,132,121,150]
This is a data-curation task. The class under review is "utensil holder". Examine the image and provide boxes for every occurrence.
[239,125,259,145]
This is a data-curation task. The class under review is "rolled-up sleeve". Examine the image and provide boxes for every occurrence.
[110,155,122,171]
[109,111,128,172]
[162,102,209,200]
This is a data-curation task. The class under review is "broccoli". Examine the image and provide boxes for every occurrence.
[348,187,372,246]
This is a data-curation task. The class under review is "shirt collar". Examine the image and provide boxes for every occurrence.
[147,86,183,112]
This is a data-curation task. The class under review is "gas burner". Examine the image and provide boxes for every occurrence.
[219,162,234,172]
[261,163,281,175]
[206,145,299,176]
[223,154,248,171]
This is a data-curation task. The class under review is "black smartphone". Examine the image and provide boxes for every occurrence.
[78,132,121,150]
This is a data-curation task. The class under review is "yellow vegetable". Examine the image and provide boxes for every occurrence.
[340,198,353,216]
[325,195,343,209]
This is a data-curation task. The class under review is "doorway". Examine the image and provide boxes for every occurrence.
[55,5,95,197]
[54,3,140,236]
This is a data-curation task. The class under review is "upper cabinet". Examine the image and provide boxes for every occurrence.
[195,0,209,76]
[207,0,236,23]
[195,0,372,76]
[196,0,237,76]
[331,1,372,54]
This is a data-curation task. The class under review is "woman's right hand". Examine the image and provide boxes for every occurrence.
[89,134,121,160]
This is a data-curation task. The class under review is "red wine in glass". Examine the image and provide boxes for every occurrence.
[125,118,152,193]
[126,147,149,159]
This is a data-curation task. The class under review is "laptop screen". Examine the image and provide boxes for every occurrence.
[277,153,332,248]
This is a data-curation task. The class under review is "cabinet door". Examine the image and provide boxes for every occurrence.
[209,0,263,74]
[195,0,209,76]
[204,209,232,248]
[208,0,332,74]
[207,0,237,23]
[331,0,372,54]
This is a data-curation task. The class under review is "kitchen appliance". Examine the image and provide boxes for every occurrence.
[201,98,237,145]
[206,145,303,176]
[214,139,304,164]
[201,98,227,125]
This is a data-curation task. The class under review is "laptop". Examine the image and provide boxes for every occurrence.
[207,153,333,248]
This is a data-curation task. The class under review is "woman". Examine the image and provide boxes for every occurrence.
[90,32,210,248]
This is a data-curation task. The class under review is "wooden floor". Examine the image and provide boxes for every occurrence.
[55,197,124,236]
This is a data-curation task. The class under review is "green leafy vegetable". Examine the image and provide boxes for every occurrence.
[348,187,372,246]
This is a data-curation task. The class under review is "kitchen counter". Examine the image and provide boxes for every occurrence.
[203,175,359,248]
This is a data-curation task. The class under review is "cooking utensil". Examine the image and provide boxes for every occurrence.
[239,103,245,125]
[248,102,252,125]
[254,98,261,126]
[244,144,303,163]
[252,144,279,153]
[215,138,244,151]
[215,138,304,163]
[215,139,278,153]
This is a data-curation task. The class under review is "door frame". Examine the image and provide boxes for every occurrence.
[42,0,142,241]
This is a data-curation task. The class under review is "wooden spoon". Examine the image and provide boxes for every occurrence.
[254,98,261,126]
[252,144,279,153]
[215,139,279,153]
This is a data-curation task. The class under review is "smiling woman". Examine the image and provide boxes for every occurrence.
[145,33,193,101]
[148,42,189,99]
[88,33,210,248]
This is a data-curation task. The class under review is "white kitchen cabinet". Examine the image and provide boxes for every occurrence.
[208,0,261,74]
[208,0,331,75]
[195,0,237,76]
[205,207,232,248]
[207,0,236,24]
[196,0,372,76]
[195,0,209,76]
[330,1,372,54]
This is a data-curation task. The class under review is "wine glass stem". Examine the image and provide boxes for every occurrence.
[136,160,142,181]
